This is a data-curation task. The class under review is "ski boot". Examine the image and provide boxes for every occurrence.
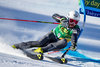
[33,47,44,60]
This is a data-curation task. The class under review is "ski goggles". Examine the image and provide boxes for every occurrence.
[69,19,78,25]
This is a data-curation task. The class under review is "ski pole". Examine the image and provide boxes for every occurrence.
[61,47,70,58]
[0,18,60,24]
[47,48,70,54]
[47,51,59,54]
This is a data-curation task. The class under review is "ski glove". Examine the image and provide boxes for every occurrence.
[70,43,77,51]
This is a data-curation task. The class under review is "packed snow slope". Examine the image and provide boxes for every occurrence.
[0,0,100,67]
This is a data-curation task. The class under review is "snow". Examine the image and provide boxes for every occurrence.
[0,0,100,67]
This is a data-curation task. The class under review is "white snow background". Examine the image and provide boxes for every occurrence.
[0,0,100,67]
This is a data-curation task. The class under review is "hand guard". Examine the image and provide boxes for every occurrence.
[52,14,67,23]
[61,20,68,28]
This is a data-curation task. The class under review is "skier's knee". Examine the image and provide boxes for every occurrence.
[50,39,67,50]
[60,39,67,47]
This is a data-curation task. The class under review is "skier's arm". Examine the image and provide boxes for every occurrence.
[52,14,67,23]
[71,27,80,51]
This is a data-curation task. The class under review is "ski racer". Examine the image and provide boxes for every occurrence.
[12,10,80,56]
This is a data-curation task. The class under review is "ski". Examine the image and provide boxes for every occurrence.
[21,49,43,60]
[45,56,68,64]
[21,49,68,64]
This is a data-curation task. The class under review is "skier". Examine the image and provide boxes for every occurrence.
[12,10,80,57]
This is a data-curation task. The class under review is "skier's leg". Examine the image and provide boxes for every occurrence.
[38,32,57,47]
[42,39,67,52]
[33,32,58,53]
[12,41,41,49]
[12,32,57,49]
